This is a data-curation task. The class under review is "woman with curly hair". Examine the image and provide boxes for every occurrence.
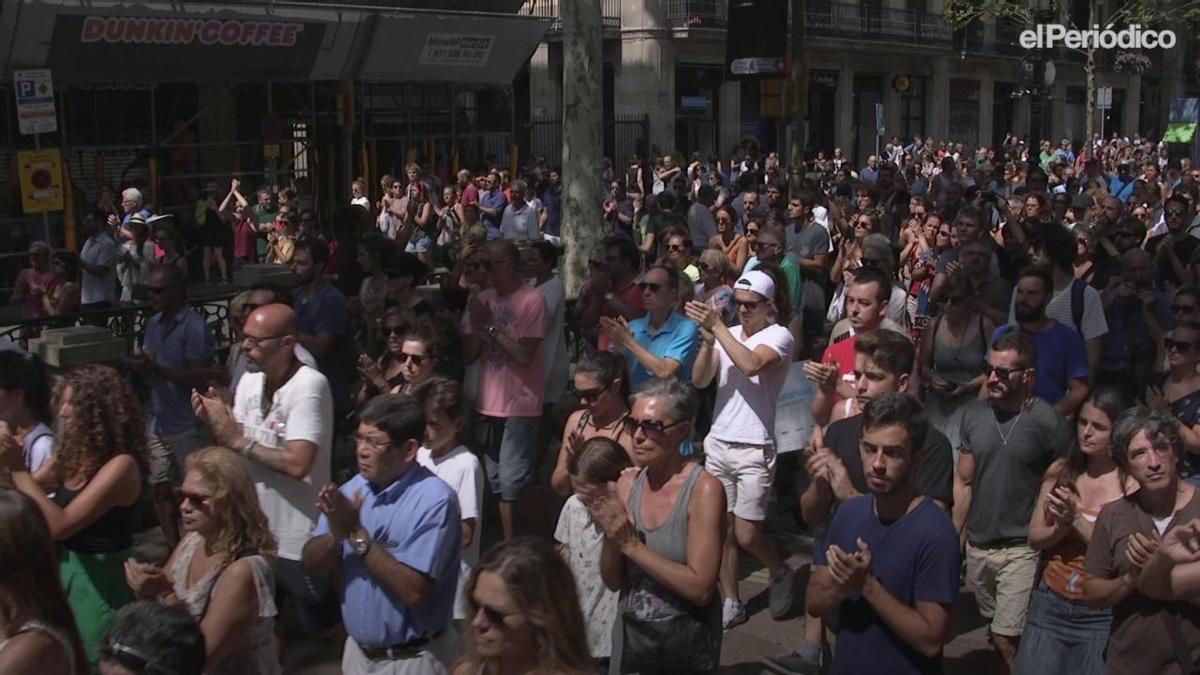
[124,446,279,675]
[453,536,593,675]
[0,489,87,674]
[0,364,146,667]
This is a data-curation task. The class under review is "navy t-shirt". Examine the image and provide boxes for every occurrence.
[990,322,1088,405]
[294,283,353,416]
[815,495,960,675]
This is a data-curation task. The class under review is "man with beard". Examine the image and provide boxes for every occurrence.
[953,331,1070,673]
[804,393,959,675]
[991,266,1090,417]
[191,302,338,646]
[291,239,353,422]
[1146,194,1199,290]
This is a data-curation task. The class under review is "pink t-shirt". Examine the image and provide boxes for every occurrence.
[17,268,55,319]
[471,285,548,418]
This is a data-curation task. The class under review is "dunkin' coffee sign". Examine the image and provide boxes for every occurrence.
[49,14,327,81]
[80,16,305,47]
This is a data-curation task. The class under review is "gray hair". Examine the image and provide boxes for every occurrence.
[1111,407,1183,473]
[862,233,895,276]
[629,377,698,425]
[122,187,143,206]
[511,179,527,196]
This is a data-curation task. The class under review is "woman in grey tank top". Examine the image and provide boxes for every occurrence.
[588,379,725,674]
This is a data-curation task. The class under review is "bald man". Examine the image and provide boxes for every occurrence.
[1096,247,1175,403]
[192,302,338,638]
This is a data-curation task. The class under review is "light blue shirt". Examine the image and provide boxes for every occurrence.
[624,310,700,389]
[314,466,461,646]
[143,306,215,434]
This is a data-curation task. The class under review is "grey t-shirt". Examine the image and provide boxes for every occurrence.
[687,201,717,251]
[958,397,1069,546]
[790,222,831,312]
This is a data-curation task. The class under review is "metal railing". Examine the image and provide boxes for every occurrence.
[521,0,622,31]
[666,0,728,29]
[805,1,953,48]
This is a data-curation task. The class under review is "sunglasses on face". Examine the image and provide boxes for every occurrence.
[983,364,1028,380]
[383,325,406,337]
[734,298,763,311]
[639,281,665,293]
[622,416,690,439]
[860,257,881,268]
[1167,209,1188,217]
[473,600,521,626]
[399,352,426,366]
[745,228,759,236]
[569,383,608,402]
[175,489,212,507]
[698,262,712,271]
[667,244,686,252]
[1165,338,1196,353]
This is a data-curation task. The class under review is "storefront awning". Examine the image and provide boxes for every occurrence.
[0,0,548,85]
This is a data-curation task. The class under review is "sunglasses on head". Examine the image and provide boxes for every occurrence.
[983,364,1028,379]
[622,416,690,439]
[1165,337,1196,353]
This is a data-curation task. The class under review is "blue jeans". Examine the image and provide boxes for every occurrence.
[475,414,538,501]
[1013,582,1110,675]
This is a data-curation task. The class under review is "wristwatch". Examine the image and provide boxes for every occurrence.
[486,324,500,339]
[350,532,372,557]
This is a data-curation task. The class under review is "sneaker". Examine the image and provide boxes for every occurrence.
[762,650,822,675]
[721,599,747,631]
[769,564,797,619]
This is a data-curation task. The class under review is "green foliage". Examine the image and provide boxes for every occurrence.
[943,0,1200,30]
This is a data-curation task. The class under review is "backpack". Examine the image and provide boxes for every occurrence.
[1070,277,1086,334]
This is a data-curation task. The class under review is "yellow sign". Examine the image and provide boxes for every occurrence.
[18,148,64,213]
[263,143,280,158]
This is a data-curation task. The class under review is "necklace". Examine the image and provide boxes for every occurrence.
[994,399,1030,445]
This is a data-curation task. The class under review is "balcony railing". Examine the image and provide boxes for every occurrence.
[805,1,954,48]
[521,0,621,32]
[667,0,728,30]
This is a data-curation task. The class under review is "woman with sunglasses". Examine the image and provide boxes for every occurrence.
[918,271,994,451]
[663,228,701,283]
[453,536,593,675]
[265,213,296,265]
[694,248,737,326]
[43,252,81,318]
[0,489,86,675]
[1073,226,1099,286]
[551,351,634,496]
[1146,322,1200,484]
[1015,387,1131,675]
[709,206,748,273]
[828,211,878,285]
[0,365,146,667]
[356,308,412,403]
[124,446,279,675]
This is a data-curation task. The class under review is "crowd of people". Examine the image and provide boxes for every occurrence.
[4,128,1200,675]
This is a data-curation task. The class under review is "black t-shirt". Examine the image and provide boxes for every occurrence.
[823,414,955,507]
[1146,232,1200,289]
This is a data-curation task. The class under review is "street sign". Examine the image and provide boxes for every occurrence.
[18,148,64,213]
[1098,86,1113,110]
[730,58,784,76]
[13,69,58,135]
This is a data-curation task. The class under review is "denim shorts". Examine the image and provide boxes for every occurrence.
[474,414,538,501]
[1013,582,1110,675]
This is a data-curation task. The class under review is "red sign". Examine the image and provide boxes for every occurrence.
[80,16,304,47]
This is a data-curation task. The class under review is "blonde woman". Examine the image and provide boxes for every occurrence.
[453,537,593,675]
[125,447,279,675]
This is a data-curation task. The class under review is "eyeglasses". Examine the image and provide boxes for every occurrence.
[399,352,426,366]
[745,228,759,236]
[639,282,665,293]
[243,333,287,348]
[383,325,406,337]
[622,416,690,439]
[1165,338,1196,353]
[473,600,522,626]
[1167,209,1188,217]
[983,364,1028,380]
[734,298,763,311]
[1173,304,1198,314]
[175,489,212,507]
[667,244,686,252]
[354,433,392,450]
[569,383,608,402]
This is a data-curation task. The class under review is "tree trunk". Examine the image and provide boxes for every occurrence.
[788,0,807,195]
[560,0,605,300]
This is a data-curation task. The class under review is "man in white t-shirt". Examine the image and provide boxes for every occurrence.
[192,302,336,639]
[415,378,483,627]
[686,270,797,629]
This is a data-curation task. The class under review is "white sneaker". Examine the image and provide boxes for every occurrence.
[722,598,748,631]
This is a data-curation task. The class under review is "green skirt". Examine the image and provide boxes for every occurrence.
[59,546,134,667]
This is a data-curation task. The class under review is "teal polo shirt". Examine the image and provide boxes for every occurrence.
[623,309,700,389]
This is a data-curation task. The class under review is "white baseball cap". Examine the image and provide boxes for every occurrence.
[733,270,774,300]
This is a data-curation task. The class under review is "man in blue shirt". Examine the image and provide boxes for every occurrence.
[990,266,1090,417]
[599,263,699,389]
[477,171,508,240]
[806,393,960,675]
[131,263,216,465]
[305,394,461,674]
[1108,162,1136,203]
[291,239,353,421]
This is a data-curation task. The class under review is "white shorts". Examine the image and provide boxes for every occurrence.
[703,435,776,521]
